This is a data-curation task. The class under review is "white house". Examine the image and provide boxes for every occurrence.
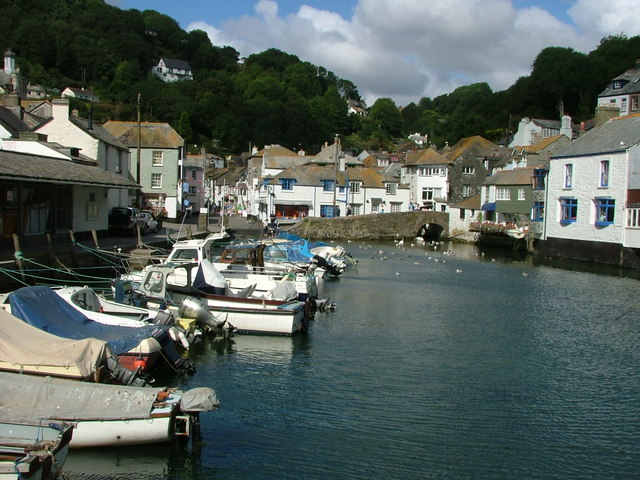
[151,58,193,83]
[263,164,410,221]
[34,98,135,209]
[401,147,451,211]
[61,86,99,103]
[509,116,573,147]
[597,60,640,117]
[541,114,640,266]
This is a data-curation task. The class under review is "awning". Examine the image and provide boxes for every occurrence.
[481,202,496,211]
[370,197,382,204]
[275,200,312,206]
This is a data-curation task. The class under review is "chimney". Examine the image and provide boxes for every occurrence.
[595,105,620,127]
[52,98,70,119]
[560,115,572,139]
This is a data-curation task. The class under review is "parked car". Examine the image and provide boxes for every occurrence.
[108,207,145,236]
[140,211,160,234]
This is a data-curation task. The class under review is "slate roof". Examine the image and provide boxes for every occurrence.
[551,113,640,158]
[0,106,30,137]
[483,167,534,186]
[451,194,481,210]
[404,147,450,166]
[446,135,507,161]
[37,115,129,150]
[160,58,192,71]
[598,62,640,97]
[103,121,184,149]
[0,150,139,188]
[269,165,407,189]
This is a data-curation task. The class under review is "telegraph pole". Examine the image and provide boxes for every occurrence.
[136,92,142,208]
[332,134,339,215]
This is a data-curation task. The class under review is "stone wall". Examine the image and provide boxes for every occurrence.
[288,211,449,241]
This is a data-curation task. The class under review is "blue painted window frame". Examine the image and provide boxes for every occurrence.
[532,201,544,222]
[560,198,577,224]
[533,169,546,190]
[280,178,295,191]
[322,180,335,192]
[595,198,615,226]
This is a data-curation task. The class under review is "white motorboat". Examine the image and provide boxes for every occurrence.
[0,372,218,448]
[137,261,310,335]
[0,419,73,480]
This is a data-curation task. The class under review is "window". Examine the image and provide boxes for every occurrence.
[459,208,466,220]
[462,166,475,174]
[462,185,471,197]
[191,169,197,179]
[390,203,401,213]
[564,164,573,189]
[151,173,162,188]
[496,187,510,201]
[560,198,577,224]
[517,188,526,201]
[385,183,397,195]
[600,160,610,187]
[595,198,615,226]
[627,207,640,228]
[349,181,361,193]
[533,169,546,190]
[322,180,335,192]
[532,201,544,222]
[152,151,163,166]
[352,204,362,215]
[280,178,295,190]
[189,186,197,195]
[632,96,639,112]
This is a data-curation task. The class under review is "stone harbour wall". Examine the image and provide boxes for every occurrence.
[288,211,449,241]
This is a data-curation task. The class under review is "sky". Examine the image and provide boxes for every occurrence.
[109,0,640,106]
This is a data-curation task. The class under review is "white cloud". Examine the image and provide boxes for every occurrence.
[189,0,638,106]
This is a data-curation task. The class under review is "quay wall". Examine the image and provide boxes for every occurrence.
[288,212,449,241]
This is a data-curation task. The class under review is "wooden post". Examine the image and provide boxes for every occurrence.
[12,234,25,281]
[68,229,78,267]
[46,233,55,266]
[91,230,100,250]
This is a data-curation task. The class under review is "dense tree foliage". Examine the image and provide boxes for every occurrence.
[1,1,640,153]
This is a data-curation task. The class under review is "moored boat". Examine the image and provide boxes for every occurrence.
[0,419,73,480]
[138,261,309,335]
[0,372,218,449]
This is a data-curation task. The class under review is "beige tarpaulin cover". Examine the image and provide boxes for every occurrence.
[0,308,110,379]
[0,372,165,421]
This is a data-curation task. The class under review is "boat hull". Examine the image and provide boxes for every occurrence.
[0,422,72,480]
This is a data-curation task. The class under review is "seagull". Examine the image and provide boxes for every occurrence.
[395,272,400,276]
[522,272,529,277]
[456,268,463,273]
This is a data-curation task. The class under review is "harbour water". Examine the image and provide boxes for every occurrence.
[65,240,640,479]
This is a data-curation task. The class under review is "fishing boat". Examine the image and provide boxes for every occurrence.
[0,419,73,480]
[0,372,218,448]
[137,261,310,335]
[4,286,168,375]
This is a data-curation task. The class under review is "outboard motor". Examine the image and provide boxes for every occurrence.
[179,297,235,336]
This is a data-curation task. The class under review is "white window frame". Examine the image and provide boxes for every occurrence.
[151,172,162,188]
[496,187,510,201]
[152,151,164,166]
[564,164,573,189]
[517,188,525,201]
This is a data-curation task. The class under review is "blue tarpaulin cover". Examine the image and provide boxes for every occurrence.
[8,286,161,355]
